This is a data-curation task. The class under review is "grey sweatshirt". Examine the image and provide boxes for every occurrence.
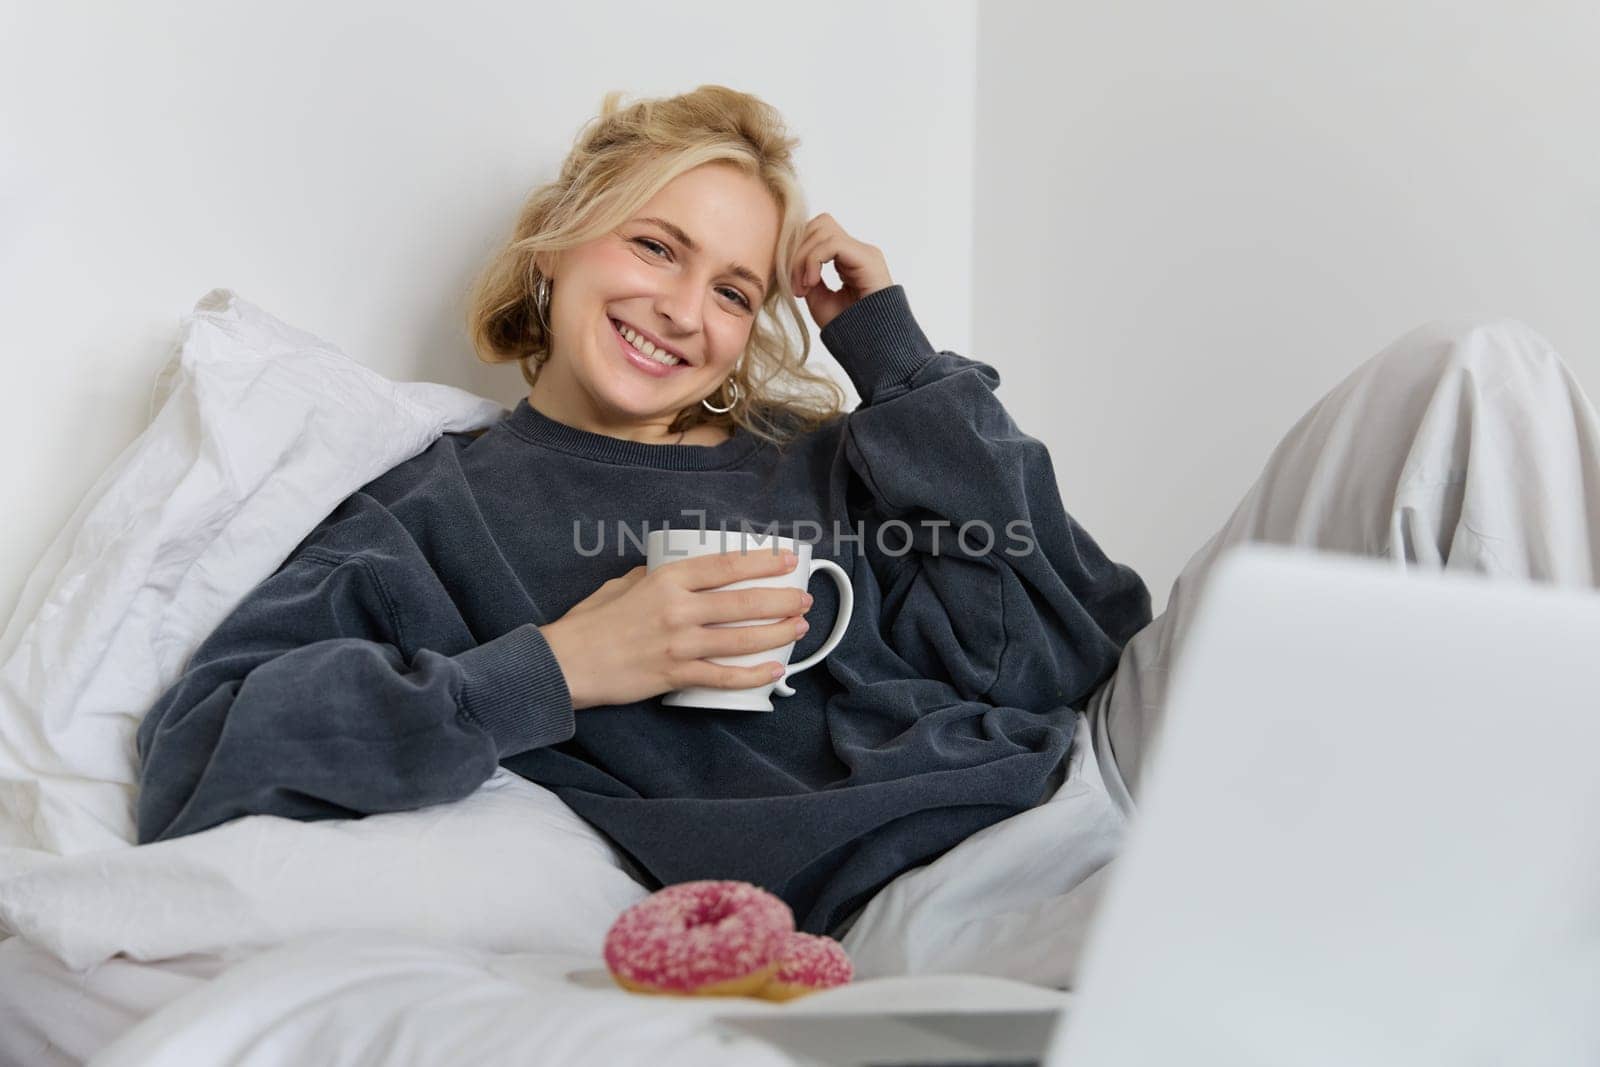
[134,284,1152,935]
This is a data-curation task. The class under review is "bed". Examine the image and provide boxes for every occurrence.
[0,937,222,1065]
[0,290,1122,1066]
[3,933,1075,1065]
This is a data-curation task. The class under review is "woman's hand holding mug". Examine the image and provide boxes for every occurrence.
[540,549,811,711]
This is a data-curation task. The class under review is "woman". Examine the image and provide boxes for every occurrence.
[135,85,1600,941]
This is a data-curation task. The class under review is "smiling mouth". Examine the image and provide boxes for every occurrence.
[610,318,688,367]
[609,318,692,379]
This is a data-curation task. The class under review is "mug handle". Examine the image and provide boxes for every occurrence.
[774,559,854,697]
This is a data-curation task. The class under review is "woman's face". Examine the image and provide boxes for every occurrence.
[538,162,782,440]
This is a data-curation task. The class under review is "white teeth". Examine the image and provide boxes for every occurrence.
[614,320,682,365]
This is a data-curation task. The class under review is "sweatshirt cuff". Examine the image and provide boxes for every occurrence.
[818,285,937,403]
[454,623,576,757]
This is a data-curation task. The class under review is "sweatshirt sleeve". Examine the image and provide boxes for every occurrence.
[823,285,1153,710]
[133,493,576,844]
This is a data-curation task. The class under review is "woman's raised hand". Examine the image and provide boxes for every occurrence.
[539,550,815,710]
[789,213,895,331]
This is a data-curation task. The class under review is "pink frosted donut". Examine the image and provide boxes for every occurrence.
[758,932,855,1001]
[604,880,795,996]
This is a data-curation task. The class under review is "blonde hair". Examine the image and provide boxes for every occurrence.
[466,85,848,447]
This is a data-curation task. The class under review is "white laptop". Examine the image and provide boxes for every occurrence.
[721,544,1600,1066]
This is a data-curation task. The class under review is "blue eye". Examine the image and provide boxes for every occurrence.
[632,237,752,310]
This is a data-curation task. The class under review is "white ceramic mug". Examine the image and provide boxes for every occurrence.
[644,528,854,712]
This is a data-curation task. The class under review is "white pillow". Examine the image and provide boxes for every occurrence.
[0,769,649,970]
[0,288,504,857]
[0,289,651,968]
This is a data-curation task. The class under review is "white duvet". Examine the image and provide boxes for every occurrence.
[85,932,1072,1067]
[0,290,1124,1063]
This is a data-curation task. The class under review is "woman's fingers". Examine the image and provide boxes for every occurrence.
[790,215,838,292]
[792,225,847,295]
[670,616,806,663]
[657,546,799,591]
[798,237,841,296]
[787,214,895,331]
[693,585,812,625]
[553,556,806,706]
[677,658,789,692]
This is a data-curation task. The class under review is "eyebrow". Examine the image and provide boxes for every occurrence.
[635,216,769,298]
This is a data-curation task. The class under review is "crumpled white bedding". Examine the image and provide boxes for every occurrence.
[0,768,650,970]
[0,935,225,1067]
[85,931,1072,1067]
[0,288,504,859]
[0,930,1074,1067]
[0,289,1124,1064]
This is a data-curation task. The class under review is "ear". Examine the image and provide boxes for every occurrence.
[533,250,560,282]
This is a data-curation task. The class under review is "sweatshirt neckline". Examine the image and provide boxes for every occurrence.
[501,398,762,471]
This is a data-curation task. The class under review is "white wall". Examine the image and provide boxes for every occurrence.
[0,0,977,623]
[976,0,1600,613]
[11,0,1594,630]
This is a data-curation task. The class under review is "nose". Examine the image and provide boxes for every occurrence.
[653,274,703,337]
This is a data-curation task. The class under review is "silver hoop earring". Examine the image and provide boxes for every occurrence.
[702,359,744,414]
[534,276,551,328]
[701,376,742,414]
